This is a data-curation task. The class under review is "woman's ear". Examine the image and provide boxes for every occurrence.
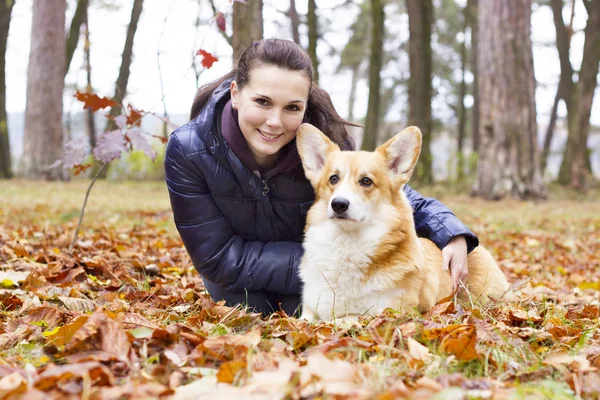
[230,81,239,109]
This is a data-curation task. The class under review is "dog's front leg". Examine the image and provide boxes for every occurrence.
[299,306,316,321]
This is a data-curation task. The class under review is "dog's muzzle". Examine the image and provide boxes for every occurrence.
[331,197,350,216]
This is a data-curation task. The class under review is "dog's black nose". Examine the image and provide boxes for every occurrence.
[331,197,350,214]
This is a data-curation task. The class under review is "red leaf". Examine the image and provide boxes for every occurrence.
[73,164,93,176]
[74,91,118,112]
[126,104,143,127]
[151,134,169,143]
[216,12,226,32]
[196,49,219,69]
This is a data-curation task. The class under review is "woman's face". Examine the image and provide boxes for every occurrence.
[230,65,311,169]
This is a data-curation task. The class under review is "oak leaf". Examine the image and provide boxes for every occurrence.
[74,91,118,111]
[197,49,219,68]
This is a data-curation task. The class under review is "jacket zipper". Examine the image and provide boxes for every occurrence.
[261,179,270,196]
[254,170,270,196]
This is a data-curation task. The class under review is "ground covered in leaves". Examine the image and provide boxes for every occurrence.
[0,180,599,399]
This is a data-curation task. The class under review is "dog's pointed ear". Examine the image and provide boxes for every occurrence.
[377,126,422,184]
[296,123,339,184]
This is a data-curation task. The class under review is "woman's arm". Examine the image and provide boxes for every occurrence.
[165,130,303,295]
[403,184,478,253]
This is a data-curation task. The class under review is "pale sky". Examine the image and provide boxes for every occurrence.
[5,0,600,129]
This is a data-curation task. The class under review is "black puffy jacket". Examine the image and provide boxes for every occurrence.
[164,80,478,312]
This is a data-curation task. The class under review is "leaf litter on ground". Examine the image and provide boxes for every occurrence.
[0,181,599,399]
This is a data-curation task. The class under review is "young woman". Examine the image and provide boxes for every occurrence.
[164,39,477,316]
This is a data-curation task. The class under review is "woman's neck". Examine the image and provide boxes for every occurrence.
[250,150,279,172]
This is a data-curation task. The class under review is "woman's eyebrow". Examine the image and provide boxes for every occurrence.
[254,93,306,104]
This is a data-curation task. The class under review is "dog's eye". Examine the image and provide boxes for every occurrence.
[329,175,339,185]
[360,177,373,187]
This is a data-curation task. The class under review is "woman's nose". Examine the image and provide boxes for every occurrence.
[266,110,283,128]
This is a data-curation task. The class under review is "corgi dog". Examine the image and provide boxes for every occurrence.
[295,123,509,322]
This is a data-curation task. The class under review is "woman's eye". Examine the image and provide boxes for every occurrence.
[360,177,373,187]
[329,175,339,185]
[255,98,269,106]
[287,105,300,112]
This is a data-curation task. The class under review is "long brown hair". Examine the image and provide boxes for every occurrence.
[190,39,357,150]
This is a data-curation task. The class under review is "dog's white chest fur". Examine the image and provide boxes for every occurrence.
[299,220,403,319]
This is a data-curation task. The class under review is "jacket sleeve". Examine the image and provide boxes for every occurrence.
[164,132,303,295]
[403,184,479,253]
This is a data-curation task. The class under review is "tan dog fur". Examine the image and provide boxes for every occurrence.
[295,123,509,322]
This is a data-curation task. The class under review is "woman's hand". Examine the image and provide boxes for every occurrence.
[442,235,468,292]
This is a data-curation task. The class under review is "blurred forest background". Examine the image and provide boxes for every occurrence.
[0,0,599,200]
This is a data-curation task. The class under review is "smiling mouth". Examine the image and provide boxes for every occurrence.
[258,129,283,141]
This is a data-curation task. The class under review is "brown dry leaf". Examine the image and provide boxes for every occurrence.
[63,310,131,361]
[566,304,599,320]
[305,337,372,355]
[286,329,316,351]
[122,312,160,330]
[473,319,507,346]
[543,352,598,373]
[299,352,370,397]
[34,361,114,391]
[0,324,37,350]
[580,372,600,396]
[405,337,431,368]
[216,359,247,384]
[0,372,27,398]
[57,296,98,313]
[438,324,478,361]
[194,328,262,364]
[424,301,455,319]
[506,308,543,326]
[46,314,89,348]
[203,328,261,351]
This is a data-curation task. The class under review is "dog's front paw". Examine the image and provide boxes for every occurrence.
[334,315,361,329]
[299,307,315,321]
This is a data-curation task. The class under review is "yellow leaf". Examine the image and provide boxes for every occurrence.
[0,279,17,288]
[52,247,61,254]
[578,282,600,290]
[43,326,60,337]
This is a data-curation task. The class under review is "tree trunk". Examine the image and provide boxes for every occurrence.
[456,4,468,180]
[347,63,360,122]
[307,0,319,84]
[289,0,300,45]
[361,0,384,151]
[558,0,600,189]
[406,0,433,183]
[0,0,15,179]
[65,0,88,77]
[232,0,263,64]
[473,0,545,200]
[105,0,143,133]
[543,0,572,175]
[467,0,479,154]
[83,4,96,149]
[541,84,561,174]
[23,0,67,180]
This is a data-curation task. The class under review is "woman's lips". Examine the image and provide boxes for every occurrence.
[258,129,284,142]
